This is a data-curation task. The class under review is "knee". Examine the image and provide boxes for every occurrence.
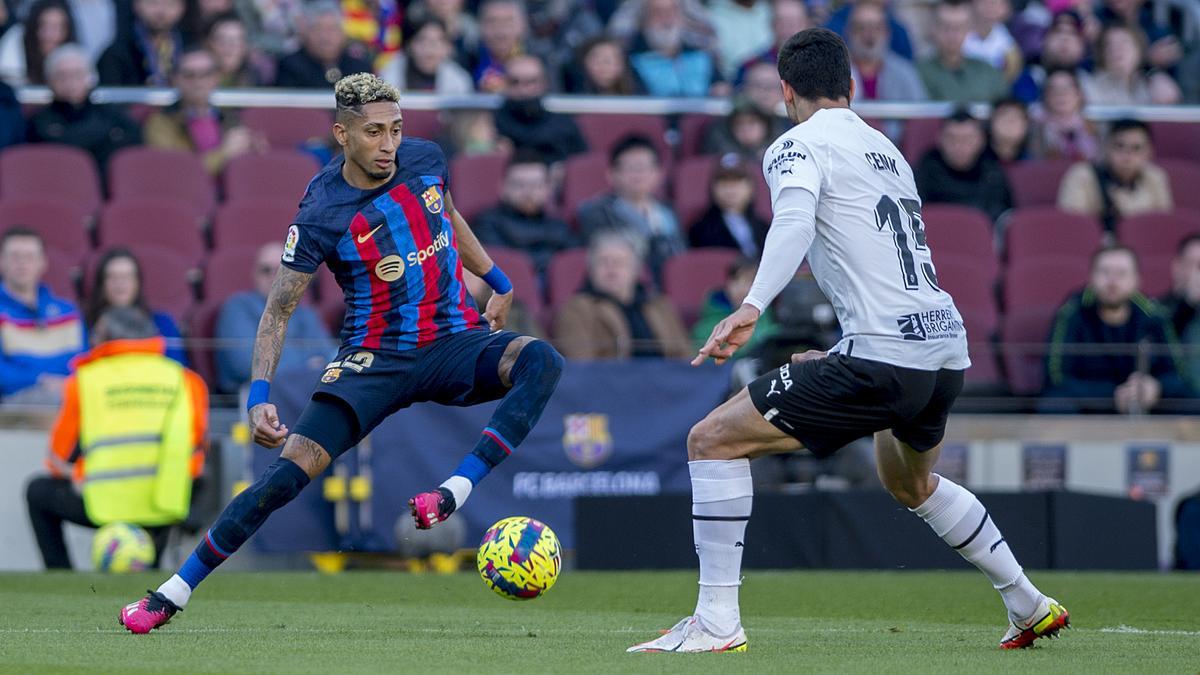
[279,435,330,480]
[529,339,565,379]
[25,476,56,509]
[687,416,728,461]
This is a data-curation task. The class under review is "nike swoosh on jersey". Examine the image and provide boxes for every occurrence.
[357,224,384,243]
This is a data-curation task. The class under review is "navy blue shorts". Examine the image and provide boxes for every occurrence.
[311,328,520,443]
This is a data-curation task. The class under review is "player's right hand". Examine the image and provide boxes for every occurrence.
[249,402,289,448]
[693,304,760,366]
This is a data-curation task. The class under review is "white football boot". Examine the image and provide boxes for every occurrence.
[627,616,748,653]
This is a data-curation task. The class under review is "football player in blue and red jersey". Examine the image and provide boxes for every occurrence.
[120,73,564,633]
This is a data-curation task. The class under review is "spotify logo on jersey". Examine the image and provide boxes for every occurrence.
[375,255,405,282]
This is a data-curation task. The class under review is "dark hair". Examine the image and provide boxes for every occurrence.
[203,11,244,40]
[85,247,150,328]
[507,147,549,170]
[610,134,659,167]
[575,35,638,96]
[1,226,44,249]
[1176,234,1200,257]
[1091,244,1139,271]
[22,0,78,86]
[777,28,851,103]
[1096,21,1146,72]
[1044,66,1082,88]
[92,306,158,344]
[943,106,980,127]
[1109,118,1151,140]
[992,97,1028,117]
[402,15,449,45]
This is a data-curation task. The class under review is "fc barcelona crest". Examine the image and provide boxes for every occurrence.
[422,187,443,214]
[562,413,613,469]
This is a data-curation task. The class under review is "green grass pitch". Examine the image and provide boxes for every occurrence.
[1,569,1197,673]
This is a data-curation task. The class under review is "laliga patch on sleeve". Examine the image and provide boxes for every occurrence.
[283,225,299,263]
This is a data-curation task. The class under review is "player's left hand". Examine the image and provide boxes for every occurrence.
[693,304,760,366]
[483,290,512,331]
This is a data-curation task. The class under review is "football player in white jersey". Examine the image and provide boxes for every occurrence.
[628,28,1069,654]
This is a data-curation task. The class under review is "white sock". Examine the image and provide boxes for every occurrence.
[440,475,473,508]
[911,474,1043,621]
[157,574,192,608]
[690,459,752,637]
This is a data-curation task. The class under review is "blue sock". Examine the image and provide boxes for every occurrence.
[453,341,564,485]
[176,458,311,589]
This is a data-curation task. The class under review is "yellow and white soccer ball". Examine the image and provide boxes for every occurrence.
[476,516,561,600]
[92,522,156,573]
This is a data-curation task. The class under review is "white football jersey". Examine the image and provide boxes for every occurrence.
[761,107,970,371]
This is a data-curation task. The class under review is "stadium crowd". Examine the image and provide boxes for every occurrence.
[0,0,1198,411]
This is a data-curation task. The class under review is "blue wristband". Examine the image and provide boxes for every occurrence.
[247,379,270,411]
[481,265,512,294]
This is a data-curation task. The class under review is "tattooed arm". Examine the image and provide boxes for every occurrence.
[248,266,313,448]
[445,190,512,331]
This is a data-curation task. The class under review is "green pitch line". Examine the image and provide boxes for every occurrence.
[0,570,1197,674]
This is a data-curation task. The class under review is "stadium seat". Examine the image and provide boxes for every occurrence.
[662,248,740,326]
[547,248,589,311]
[223,151,320,204]
[560,153,610,224]
[98,198,207,262]
[402,109,442,141]
[1003,160,1075,208]
[240,107,334,149]
[1157,159,1200,211]
[108,148,216,216]
[83,244,198,321]
[449,153,507,222]
[676,114,714,158]
[1118,209,1200,260]
[0,196,92,261]
[672,155,717,228]
[1148,122,1200,161]
[485,246,544,321]
[934,254,998,318]
[0,144,102,214]
[211,200,297,251]
[186,300,221,389]
[1003,255,1088,317]
[957,307,1002,388]
[310,263,340,304]
[574,113,670,162]
[752,170,772,224]
[42,246,84,300]
[202,247,259,304]
[901,117,941,164]
[1001,306,1060,396]
[1004,207,1102,262]
[922,204,998,278]
[1138,254,1172,298]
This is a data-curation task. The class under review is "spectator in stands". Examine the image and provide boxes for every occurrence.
[468,0,528,93]
[25,306,207,570]
[825,0,907,59]
[240,0,304,56]
[846,0,926,103]
[493,54,587,164]
[629,0,727,98]
[710,0,772,81]
[0,227,85,405]
[473,149,578,276]
[415,0,479,63]
[1082,23,1180,106]
[606,0,716,50]
[1043,245,1188,413]
[463,270,542,338]
[66,0,129,62]
[735,0,807,78]
[0,79,20,150]
[692,257,776,355]
[553,232,690,360]
[97,0,186,85]
[987,98,1032,163]
[1162,234,1200,390]
[26,45,141,172]
[381,16,473,94]
[274,1,372,88]
[1032,67,1098,161]
[83,248,187,365]
[565,35,644,95]
[578,135,685,280]
[181,0,233,44]
[143,48,267,176]
[963,0,1022,81]
[688,155,768,257]
[440,107,510,158]
[736,61,792,139]
[1011,9,1088,104]
[1057,119,1171,231]
[918,0,1009,103]
[1096,0,1182,72]
[701,99,773,163]
[214,242,333,394]
[525,0,603,88]
[340,0,403,70]
[916,109,1013,222]
[0,0,76,85]
[205,12,275,87]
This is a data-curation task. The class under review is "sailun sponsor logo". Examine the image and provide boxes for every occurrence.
[897,309,963,341]
[407,230,450,266]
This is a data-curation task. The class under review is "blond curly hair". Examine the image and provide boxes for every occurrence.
[334,73,401,119]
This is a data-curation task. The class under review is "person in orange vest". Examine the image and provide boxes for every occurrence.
[25,306,208,569]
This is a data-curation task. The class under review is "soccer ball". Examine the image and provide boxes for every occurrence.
[476,516,561,600]
[92,523,156,573]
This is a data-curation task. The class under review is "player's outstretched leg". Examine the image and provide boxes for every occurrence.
[410,338,563,529]
[875,431,1070,649]
[628,389,800,654]
[119,433,332,634]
